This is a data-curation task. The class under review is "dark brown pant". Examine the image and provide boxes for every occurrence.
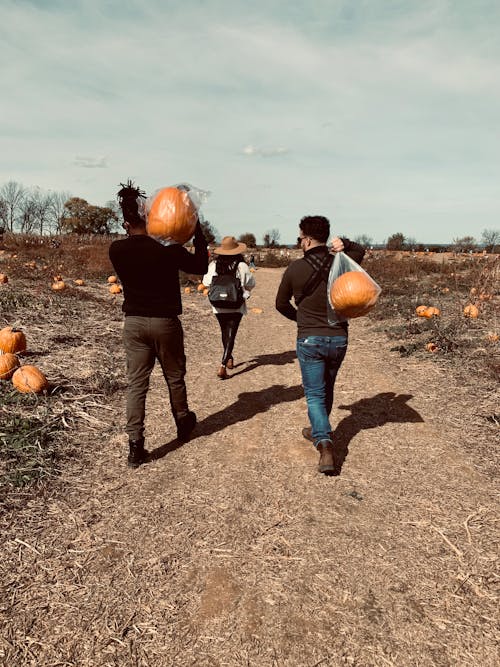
[123,316,189,441]
[215,312,243,365]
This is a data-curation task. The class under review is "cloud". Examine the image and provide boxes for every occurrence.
[73,156,108,169]
[242,145,289,158]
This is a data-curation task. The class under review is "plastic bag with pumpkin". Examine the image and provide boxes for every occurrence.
[327,251,381,325]
[145,183,210,246]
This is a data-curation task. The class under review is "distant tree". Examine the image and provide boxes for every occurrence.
[0,181,26,231]
[18,193,38,234]
[263,228,280,248]
[61,197,118,234]
[405,237,417,250]
[354,234,373,248]
[239,233,256,248]
[481,228,500,253]
[386,233,405,250]
[49,190,72,234]
[452,236,476,253]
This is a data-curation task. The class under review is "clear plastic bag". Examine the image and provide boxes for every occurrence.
[145,182,211,246]
[327,251,382,325]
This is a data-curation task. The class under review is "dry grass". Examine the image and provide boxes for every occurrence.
[0,239,498,666]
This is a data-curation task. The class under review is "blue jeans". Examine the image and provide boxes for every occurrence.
[296,335,348,447]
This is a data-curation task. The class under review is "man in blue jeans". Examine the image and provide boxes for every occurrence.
[275,216,365,473]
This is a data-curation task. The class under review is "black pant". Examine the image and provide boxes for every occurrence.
[215,313,243,365]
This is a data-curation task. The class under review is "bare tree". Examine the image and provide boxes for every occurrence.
[49,190,72,234]
[263,228,280,247]
[18,192,38,234]
[481,228,500,253]
[354,234,373,248]
[452,236,476,253]
[386,233,405,250]
[0,181,26,231]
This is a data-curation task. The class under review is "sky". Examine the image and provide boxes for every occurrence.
[1,0,499,245]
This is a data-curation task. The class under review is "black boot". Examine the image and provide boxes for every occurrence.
[176,411,197,443]
[128,438,147,468]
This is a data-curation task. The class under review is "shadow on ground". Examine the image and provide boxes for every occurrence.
[229,350,297,378]
[149,383,304,462]
[331,392,424,474]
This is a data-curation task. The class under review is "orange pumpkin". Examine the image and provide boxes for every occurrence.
[463,304,479,318]
[51,280,66,291]
[107,275,117,284]
[0,273,8,284]
[73,279,85,286]
[486,332,499,342]
[329,271,379,318]
[109,284,122,294]
[422,306,440,318]
[0,326,27,354]
[416,305,428,316]
[425,342,438,353]
[147,187,197,244]
[0,352,20,380]
[12,365,48,393]
[197,283,205,292]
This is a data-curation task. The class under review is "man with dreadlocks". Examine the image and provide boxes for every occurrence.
[109,180,208,468]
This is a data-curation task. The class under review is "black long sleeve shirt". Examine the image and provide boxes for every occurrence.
[109,233,208,317]
[275,238,366,338]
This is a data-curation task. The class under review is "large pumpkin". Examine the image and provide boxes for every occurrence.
[12,365,48,393]
[0,326,27,354]
[329,271,379,318]
[0,352,20,380]
[147,187,197,244]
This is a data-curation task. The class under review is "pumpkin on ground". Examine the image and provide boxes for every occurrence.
[486,332,499,342]
[197,283,205,292]
[329,271,379,318]
[12,365,48,393]
[250,307,263,314]
[109,284,122,294]
[0,326,27,354]
[463,304,479,318]
[415,305,428,316]
[74,279,85,286]
[425,342,438,353]
[202,288,209,296]
[0,352,20,380]
[422,306,440,318]
[183,286,192,294]
[51,280,66,291]
[107,275,118,284]
[147,187,198,244]
[0,274,8,284]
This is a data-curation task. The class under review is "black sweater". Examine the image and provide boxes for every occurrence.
[109,234,208,317]
[275,239,366,337]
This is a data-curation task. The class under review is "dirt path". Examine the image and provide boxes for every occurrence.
[2,268,498,666]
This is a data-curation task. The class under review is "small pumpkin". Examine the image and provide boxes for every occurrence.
[202,288,209,296]
[51,280,66,291]
[0,326,27,354]
[107,275,118,284]
[415,305,428,316]
[329,271,380,318]
[197,283,206,292]
[12,365,48,393]
[184,286,192,294]
[250,307,263,314]
[109,284,122,294]
[0,352,20,380]
[422,306,440,318]
[425,342,438,353]
[0,273,8,284]
[147,187,198,244]
[486,332,499,342]
[73,279,85,286]
[463,304,479,318]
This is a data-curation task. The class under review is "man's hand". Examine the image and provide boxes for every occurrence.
[330,237,344,253]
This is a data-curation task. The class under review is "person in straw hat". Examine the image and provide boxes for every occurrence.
[202,236,256,379]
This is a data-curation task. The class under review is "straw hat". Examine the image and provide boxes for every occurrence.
[214,236,247,255]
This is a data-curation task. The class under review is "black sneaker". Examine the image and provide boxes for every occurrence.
[128,438,147,468]
[177,411,197,442]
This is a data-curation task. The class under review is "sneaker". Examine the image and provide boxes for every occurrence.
[177,411,197,442]
[128,438,147,468]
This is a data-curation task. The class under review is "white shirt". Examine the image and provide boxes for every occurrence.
[202,260,256,314]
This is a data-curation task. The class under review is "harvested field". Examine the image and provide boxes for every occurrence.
[0,242,499,667]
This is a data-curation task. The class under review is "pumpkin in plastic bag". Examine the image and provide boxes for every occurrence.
[147,187,197,244]
[329,270,379,318]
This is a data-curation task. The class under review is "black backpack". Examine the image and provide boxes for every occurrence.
[208,263,244,309]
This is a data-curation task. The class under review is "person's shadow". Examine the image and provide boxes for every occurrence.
[229,350,297,378]
[330,392,424,475]
[148,383,304,462]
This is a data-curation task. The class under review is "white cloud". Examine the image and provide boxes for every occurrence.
[74,156,108,169]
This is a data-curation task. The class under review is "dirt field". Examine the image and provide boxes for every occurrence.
[1,266,499,666]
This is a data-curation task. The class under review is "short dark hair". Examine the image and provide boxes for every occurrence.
[299,216,330,243]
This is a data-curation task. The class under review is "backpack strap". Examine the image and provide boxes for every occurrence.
[295,253,333,306]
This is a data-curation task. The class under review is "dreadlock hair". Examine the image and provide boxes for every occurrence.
[215,253,245,275]
[117,179,147,228]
